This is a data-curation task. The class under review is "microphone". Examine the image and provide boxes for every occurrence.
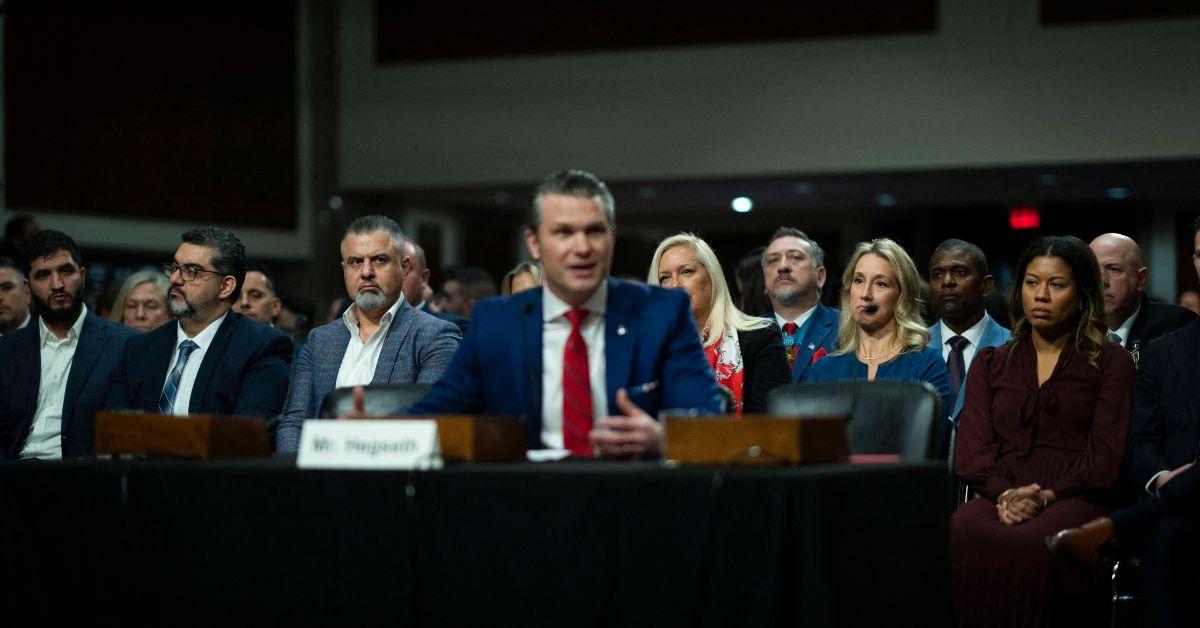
[863,303,879,314]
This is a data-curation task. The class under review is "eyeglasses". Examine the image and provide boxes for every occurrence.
[162,263,227,283]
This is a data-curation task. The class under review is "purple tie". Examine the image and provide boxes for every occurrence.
[947,335,969,399]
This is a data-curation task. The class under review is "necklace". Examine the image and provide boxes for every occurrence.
[856,345,900,363]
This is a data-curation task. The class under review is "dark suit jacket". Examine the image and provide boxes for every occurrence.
[1126,292,1197,352]
[421,302,470,334]
[106,311,292,418]
[1126,318,1200,492]
[410,278,723,449]
[0,313,136,459]
[736,325,791,414]
[786,304,840,382]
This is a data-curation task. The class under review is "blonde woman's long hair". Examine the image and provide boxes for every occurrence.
[108,270,170,324]
[647,233,773,348]
[834,238,930,356]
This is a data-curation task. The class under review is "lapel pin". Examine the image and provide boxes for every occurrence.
[617,325,627,336]
[807,343,816,350]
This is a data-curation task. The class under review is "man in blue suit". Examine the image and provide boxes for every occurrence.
[762,227,839,381]
[409,170,721,457]
[106,227,292,419]
[0,230,137,459]
[927,239,1010,454]
[276,217,461,452]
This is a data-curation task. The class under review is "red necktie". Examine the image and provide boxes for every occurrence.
[563,307,593,456]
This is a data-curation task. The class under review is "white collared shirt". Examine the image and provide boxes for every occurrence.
[1108,303,1141,347]
[774,304,817,335]
[21,306,88,459]
[541,282,608,449]
[0,312,31,338]
[938,312,992,375]
[336,298,406,389]
[163,311,228,416]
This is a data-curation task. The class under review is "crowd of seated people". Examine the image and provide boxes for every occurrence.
[1,170,1198,626]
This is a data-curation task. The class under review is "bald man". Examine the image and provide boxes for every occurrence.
[1089,233,1195,356]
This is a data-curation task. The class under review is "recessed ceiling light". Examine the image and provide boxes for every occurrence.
[1039,174,1060,186]
[876,193,896,207]
[731,197,753,213]
[793,182,814,195]
[328,196,343,210]
[1106,187,1131,200]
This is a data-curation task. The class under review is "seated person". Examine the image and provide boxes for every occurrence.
[502,261,542,295]
[803,237,954,417]
[952,235,1133,628]
[647,233,790,414]
[109,270,172,333]
[407,169,722,457]
[106,227,292,418]
[276,216,461,452]
[0,256,31,337]
[0,230,136,459]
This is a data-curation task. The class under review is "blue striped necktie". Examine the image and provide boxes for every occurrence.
[159,340,199,415]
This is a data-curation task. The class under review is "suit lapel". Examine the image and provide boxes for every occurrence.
[604,279,635,408]
[928,323,943,349]
[791,306,835,382]
[11,326,41,426]
[372,301,414,384]
[517,290,544,447]
[317,323,350,396]
[62,315,107,428]
[189,313,239,412]
[1173,324,1200,423]
[140,326,176,411]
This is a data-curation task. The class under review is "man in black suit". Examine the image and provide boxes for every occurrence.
[1089,233,1196,360]
[106,227,292,418]
[0,230,136,459]
[401,237,469,333]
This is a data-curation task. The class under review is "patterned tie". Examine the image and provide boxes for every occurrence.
[159,340,199,415]
[562,307,593,456]
[1106,332,1123,346]
[782,322,800,367]
[946,335,969,401]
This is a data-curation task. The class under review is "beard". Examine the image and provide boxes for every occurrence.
[168,291,198,320]
[770,283,804,307]
[32,286,85,325]
[355,290,391,312]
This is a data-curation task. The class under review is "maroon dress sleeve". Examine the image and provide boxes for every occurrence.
[1045,344,1134,500]
[953,346,1013,500]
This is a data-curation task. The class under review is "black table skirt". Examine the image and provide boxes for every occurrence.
[0,460,950,627]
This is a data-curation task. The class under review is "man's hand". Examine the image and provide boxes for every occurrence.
[589,388,664,459]
[1155,462,1195,491]
[337,385,370,419]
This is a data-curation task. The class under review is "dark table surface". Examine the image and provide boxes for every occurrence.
[0,459,950,627]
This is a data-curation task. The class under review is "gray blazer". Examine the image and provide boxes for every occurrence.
[275,299,461,452]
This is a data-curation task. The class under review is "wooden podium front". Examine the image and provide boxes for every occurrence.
[95,411,271,459]
[357,415,526,462]
[665,416,848,465]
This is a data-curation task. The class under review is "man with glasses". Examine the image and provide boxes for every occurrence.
[275,216,461,453]
[106,227,292,418]
[0,230,136,459]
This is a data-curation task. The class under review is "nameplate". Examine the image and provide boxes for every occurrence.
[297,420,443,470]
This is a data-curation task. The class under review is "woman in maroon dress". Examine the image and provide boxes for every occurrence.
[952,235,1133,627]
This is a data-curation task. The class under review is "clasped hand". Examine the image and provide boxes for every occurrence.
[996,483,1057,525]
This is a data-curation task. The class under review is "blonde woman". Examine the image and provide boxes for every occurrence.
[649,234,790,414]
[109,270,172,333]
[501,261,541,295]
[803,238,953,408]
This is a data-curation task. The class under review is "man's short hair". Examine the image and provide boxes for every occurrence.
[404,237,427,271]
[343,215,405,257]
[529,169,615,230]
[20,229,83,276]
[245,260,277,295]
[181,227,247,303]
[931,238,990,275]
[762,227,826,269]
[444,265,497,300]
[0,256,24,280]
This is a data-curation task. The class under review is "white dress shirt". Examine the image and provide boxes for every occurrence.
[938,312,991,376]
[163,311,228,416]
[774,304,817,334]
[1108,303,1140,347]
[21,306,88,459]
[541,282,608,449]
[336,298,405,388]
